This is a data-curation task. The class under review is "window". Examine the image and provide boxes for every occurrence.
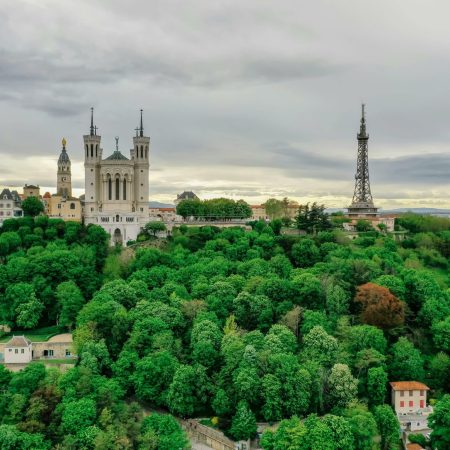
[86,144,88,156]
[409,390,413,396]
[409,401,413,407]
[420,390,424,396]
[90,207,94,212]
[21,349,24,354]
[65,349,71,357]
[57,204,61,209]
[123,180,126,200]
[15,349,18,354]
[115,178,120,200]
[91,168,93,172]
[90,144,93,157]
[108,178,112,200]
[420,400,424,408]
[49,350,54,357]
[70,203,75,210]
[140,208,143,212]
[400,401,404,407]
[116,214,120,222]
[91,182,93,186]
[8,349,11,352]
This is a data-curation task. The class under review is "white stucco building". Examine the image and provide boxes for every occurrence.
[4,336,32,364]
[390,381,432,432]
[83,108,150,244]
[0,189,23,226]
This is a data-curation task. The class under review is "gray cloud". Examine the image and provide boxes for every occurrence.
[1,0,450,208]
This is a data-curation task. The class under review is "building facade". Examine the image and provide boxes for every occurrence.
[45,139,82,221]
[83,109,150,244]
[0,189,23,226]
[22,184,41,199]
[4,336,32,364]
[390,381,432,432]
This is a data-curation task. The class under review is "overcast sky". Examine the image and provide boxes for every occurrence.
[1,0,450,208]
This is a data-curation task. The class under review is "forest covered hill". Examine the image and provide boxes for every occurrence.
[0,214,449,449]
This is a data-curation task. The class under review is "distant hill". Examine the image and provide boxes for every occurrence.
[149,201,174,208]
[384,208,450,215]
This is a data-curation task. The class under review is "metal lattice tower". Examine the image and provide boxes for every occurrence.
[348,104,378,216]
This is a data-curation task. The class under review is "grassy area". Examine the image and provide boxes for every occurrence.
[44,359,77,365]
[0,325,67,343]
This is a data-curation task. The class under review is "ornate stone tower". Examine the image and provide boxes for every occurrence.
[132,109,150,214]
[57,138,72,197]
[348,104,379,218]
[83,108,102,215]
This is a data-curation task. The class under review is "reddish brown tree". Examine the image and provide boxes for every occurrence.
[354,282,405,329]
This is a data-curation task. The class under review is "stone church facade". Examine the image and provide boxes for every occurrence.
[83,109,150,244]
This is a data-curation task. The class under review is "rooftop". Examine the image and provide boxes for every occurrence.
[390,381,430,391]
[407,444,424,450]
[104,150,129,161]
[5,335,32,347]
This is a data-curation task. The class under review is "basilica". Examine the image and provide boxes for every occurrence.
[83,109,150,244]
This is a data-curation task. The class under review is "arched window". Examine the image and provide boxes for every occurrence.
[90,144,93,157]
[123,178,127,200]
[70,203,75,210]
[86,144,88,157]
[95,144,98,157]
[115,178,120,200]
[136,146,139,158]
[116,214,120,222]
[140,145,143,158]
[108,178,112,200]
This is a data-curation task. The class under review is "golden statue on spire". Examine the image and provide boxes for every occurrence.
[62,137,67,147]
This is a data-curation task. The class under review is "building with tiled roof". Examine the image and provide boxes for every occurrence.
[0,188,23,226]
[4,336,32,364]
[390,381,432,432]
[174,191,199,205]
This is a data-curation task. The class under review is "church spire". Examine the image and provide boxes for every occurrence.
[139,109,144,137]
[90,107,95,136]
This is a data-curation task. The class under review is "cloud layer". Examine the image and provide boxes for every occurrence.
[1,0,449,207]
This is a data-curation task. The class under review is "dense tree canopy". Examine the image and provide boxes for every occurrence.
[0,212,449,448]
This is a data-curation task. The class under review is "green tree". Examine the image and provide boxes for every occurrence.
[140,413,189,450]
[167,364,210,417]
[0,425,49,450]
[327,363,358,408]
[230,401,257,441]
[144,221,167,237]
[56,281,85,329]
[296,202,331,233]
[389,337,425,381]
[432,316,450,352]
[261,374,283,422]
[302,326,338,367]
[61,398,96,435]
[429,394,450,450]
[21,197,44,217]
[263,199,284,220]
[212,388,232,417]
[367,366,387,406]
[133,351,178,406]
[291,239,320,268]
[343,402,378,450]
[373,405,400,450]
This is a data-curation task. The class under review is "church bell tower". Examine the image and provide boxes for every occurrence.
[57,138,72,198]
[84,107,102,214]
[132,109,150,214]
